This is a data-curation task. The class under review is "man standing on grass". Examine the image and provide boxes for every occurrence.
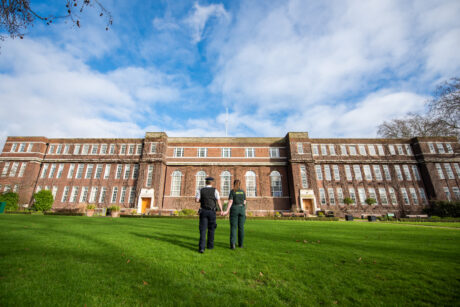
[195,177,223,253]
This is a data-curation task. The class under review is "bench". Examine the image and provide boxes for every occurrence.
[406,214,428,218]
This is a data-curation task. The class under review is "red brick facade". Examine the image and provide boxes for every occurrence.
[0,132,459,217]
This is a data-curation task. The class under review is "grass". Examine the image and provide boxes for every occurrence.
[0,215,459,306]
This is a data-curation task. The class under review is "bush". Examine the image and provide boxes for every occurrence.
[180,209,197,216]
[430,216,441,220]
[343,197,354,205]
[86,204,96,210]
[317,211,325,217]
[275,212,282,218]
[109,205,120,212]
[365,198,377,205]
[424,201,460,217]
[33,190,54,212]
[0,192,19,211]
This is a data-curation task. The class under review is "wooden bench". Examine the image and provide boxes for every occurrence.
[406,214,428,218]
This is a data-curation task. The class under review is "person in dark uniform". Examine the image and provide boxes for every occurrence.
[195,177,223,253]
[224,179,246,249]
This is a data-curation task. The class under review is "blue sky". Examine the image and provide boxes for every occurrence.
[1,0,459,148]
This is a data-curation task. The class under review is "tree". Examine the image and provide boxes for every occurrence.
[33,190,54,211]
[0,0,112,41]
[0,192,19,211]
[377,78,460,139]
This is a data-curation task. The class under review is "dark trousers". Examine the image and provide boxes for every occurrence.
[230,205,246,246]
[199,209,216,250]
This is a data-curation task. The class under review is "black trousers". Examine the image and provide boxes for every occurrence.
[199,209,216,250]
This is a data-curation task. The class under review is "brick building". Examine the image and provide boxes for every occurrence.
[0,132,459,217]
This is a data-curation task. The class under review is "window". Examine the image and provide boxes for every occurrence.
[383,165,391,180]
[222,148,231,158]
[401,188,409,205]
[300,166,308,188]
[270,171,282,197]
[394,165,403,181]
[80,187,89,203]
[412,165,420,181]
[328,188,335,205]
[402,165,412,181]
[349,146,357,156]
[319,188,326,205]
[340,145,347,156]
[315,165,323,180]
[10,143,18,152]
[363,165,372,181]
[196,171,207,192]
[373,165,382,181]
[171,171,182,196]
[128,144,135,155]
[120,187,127,203]
[388,145,396,155]
[337,188,344,204]
[74,144,81,155]
[62,186,70,202]
[19,143,26,152]
[320,145,327,155]
[428,142,435,153]
[48,145,56,155]
[344,165,352,181]
[2,162,10,177]
[245,148,255,158]
[115,164,122,179]
[312,145,319,155]
[389,188,397,205]
[405,144,412,155]
[269,148,280,158]
[104,165,111,179]
[443,187,451,201]
[63,144,69,154]
[85,164,94,179]
[27,144,34,152]
[368,145,376,156]
[324,165,331,181]
[198,148,207,158]
[150,143,157,154]
[67,164,75,178]
[358,188,366,204]
[333,165,340,181]
[454,163,460,178]
[13,184,19,193]
[435,163,445,179]
[123,165,131,179]
[9,162,19,177]
[70,187,80,203]
[409,188,418,205]
[397,145,404,155]
[297,143,304,154]
[109,144,115,154]
[146,165,154,187]
[52,186,58,198]
[111,187,118,203]
[348,188,356,204]
[245,171,257,197]
[129,188,136,205]
[419,188,427,204]
[89,187,99,203]
[132,164,139,179]
[91,145,99,155]
[174,147,184,157]
[221,171,231,197]
[4,185,11,192]
[329,145,336,155]
[444,163,454,179]
[358,145,366,155]
[446,143,453,153]
[120,144,127,155]
[48,164,56,178]
[368,188,377,204]
[379,188,388,205]
[56,144,62,154]
[82,144,90,155]
[136,144,142,155]
[101,144,108,154]
[377,145,385,156]
[18,163,27,177]
[452,187,460,200]
[353,165,362,180]
[40,164,49,178]
[436,143,445,154]
[95,164,103,179]
[99,187,107,203]
[76,164,84,179]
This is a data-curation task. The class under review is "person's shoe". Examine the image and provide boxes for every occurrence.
[230,244,236,250]
[207,247,214,250]
[238,245,243,248]
[199,249,204,253]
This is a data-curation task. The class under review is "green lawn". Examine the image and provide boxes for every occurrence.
[0,216,459,306]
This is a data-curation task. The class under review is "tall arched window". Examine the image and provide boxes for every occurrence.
[270,171,282,197]
[171,170,182,196]
[220,171,231,197]
[195,171,207,192]
[245,171,257,197]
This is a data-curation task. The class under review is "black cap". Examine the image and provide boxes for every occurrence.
[205,177,214,181]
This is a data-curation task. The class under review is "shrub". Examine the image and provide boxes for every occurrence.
[180,209,197,216]
[109,205,120,212]
[317,211,325,217]
[424,201,460,217]
[33,190,54,212]
[0,192,19,211]
[365,198,377,205]
[275,212,282,218]
[343,197,354,205]
[86,204,96,210]
[430,216,441,220]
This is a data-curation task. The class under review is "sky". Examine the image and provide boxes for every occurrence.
[0,0,459,149]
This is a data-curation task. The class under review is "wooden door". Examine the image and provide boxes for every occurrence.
[141,198,150,214]
[302,199,313,214]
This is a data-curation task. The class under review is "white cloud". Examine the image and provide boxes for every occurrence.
[185,2,230,43]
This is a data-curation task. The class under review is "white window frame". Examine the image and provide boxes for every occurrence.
[270,171,282,197]
[174,147,184,158]
[245,171,257,197]
[245,148,255,158]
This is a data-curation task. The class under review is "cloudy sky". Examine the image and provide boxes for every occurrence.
[1,0,459,149]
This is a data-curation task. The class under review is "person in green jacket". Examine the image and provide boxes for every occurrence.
[224,179,246,249]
